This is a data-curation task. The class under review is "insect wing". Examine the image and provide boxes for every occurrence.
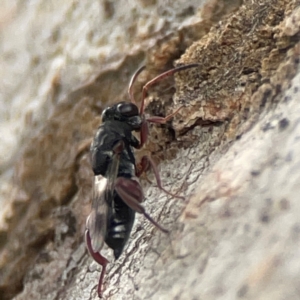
[87,141,122,253]
[86,175,108,253]
[105,144,121,200]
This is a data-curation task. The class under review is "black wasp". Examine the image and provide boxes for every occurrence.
[85,63,199,297]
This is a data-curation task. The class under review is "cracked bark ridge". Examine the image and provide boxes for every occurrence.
[0,0,300,299]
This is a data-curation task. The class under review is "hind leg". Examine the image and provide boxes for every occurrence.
[85,229,108,297]
[114,177,168,233]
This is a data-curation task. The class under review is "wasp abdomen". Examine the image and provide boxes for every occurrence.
[105,194,135,259]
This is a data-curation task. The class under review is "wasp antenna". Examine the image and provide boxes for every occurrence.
[140,63,199,115]
[128,65,146,104]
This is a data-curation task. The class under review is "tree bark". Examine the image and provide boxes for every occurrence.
[1,1,300,299]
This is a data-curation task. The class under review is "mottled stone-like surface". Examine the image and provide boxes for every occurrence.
[0,0,300,299]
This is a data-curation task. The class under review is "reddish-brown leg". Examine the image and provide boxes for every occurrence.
[114,177,168,233]
[138,120,149,149]
[136,156,150,178]
[138,106,183,149]
[146,106,183,124]
[85,230,109,298]
[137,155,185,200]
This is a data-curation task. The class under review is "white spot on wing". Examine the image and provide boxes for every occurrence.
[94,175,108,193]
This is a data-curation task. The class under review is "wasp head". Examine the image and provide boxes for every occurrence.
[101,102,142,130]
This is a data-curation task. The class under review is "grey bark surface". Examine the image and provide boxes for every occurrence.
[0,1,300,300]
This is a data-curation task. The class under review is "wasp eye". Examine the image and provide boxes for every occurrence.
[101,107,110,121]
[117,102,139,117]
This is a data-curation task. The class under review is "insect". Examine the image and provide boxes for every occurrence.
[85,63,199,297]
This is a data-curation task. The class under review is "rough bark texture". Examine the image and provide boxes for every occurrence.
[0,0,300,299]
